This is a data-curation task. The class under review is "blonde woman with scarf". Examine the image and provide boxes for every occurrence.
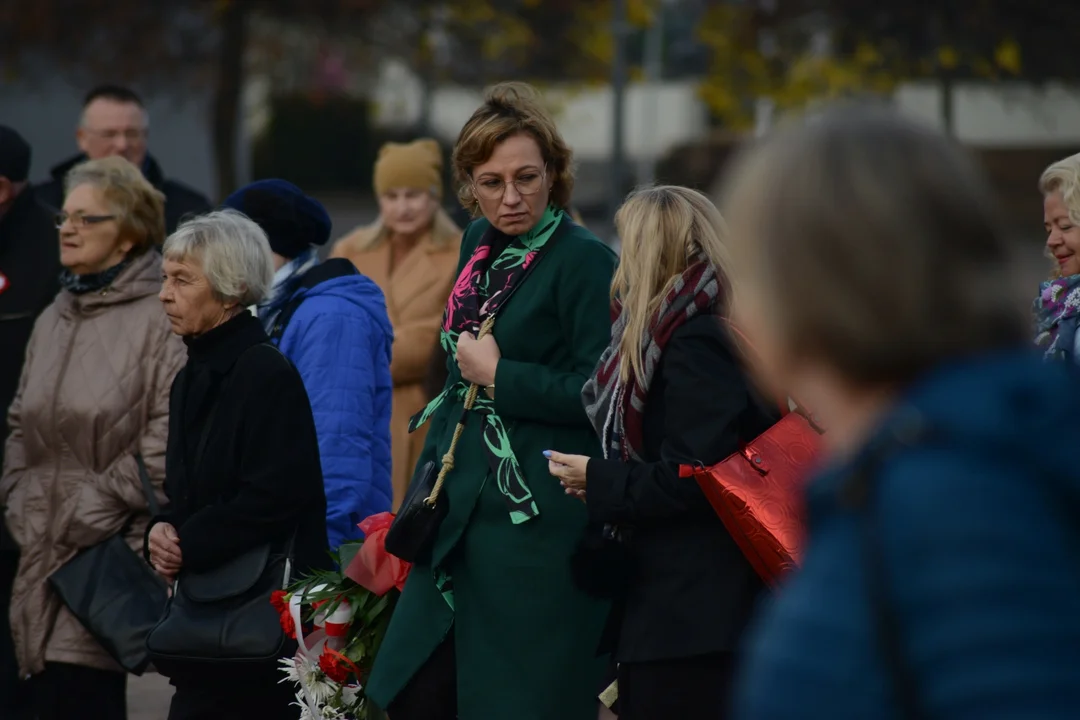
[546,186,778,719]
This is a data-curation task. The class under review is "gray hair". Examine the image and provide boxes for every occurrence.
[162,209,274,306]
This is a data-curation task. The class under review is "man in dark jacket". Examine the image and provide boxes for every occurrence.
[34,84,211,234]
[0,125,60,718]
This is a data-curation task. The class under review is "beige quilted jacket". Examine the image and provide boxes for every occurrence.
[0,250,184,677]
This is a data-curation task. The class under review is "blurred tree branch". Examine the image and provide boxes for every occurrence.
[697,0,1080,133]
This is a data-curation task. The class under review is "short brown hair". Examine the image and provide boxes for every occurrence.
[452,81,574,214]
[65,155,165,254]
[718,104,1030,386]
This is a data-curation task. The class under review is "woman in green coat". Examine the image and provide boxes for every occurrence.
[366,82,617,719]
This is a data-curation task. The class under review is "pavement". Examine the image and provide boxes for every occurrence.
[128,671,172,719]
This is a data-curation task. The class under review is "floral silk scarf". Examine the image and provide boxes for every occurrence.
[1034,274,1080,362]
[409,206,563,524]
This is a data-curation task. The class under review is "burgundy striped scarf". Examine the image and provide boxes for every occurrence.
[582,259,721,461]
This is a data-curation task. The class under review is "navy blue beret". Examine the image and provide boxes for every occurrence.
[222,179,332,260]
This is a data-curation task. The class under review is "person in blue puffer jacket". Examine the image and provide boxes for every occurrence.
[223,179,393,550]
[717,106,1080,718]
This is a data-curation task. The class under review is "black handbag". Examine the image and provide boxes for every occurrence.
[570,522,635,600]
[385,460,446,563]
[48,454,168,675]
[385,316,495,564]
[145,533,296,669]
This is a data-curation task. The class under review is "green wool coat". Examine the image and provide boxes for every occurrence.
[366,214,618,718]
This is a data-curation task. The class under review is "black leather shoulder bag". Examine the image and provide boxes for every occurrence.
[49,454,169,675]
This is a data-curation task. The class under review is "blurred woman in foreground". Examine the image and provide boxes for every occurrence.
[723,106,1080,718]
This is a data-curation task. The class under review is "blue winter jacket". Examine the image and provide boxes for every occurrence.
[735,350,1080,719]
[274,272,394,550]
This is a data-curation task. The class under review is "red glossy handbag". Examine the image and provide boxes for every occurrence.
[680,322,824,588]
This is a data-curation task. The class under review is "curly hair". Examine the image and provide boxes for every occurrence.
[452,81,574,214]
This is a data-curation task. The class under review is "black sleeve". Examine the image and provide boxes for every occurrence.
[175,359,324,572]
[585,317,749,526]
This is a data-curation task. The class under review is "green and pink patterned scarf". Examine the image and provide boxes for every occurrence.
[409,206,564,524]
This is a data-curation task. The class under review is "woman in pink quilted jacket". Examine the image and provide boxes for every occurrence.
[0,156,184,720]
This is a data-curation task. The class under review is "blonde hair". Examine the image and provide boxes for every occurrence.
[1039,153,1080,280]
[718,104,1028,386]
[64,155,165,254]
[1039,153,1080,225]
[453,82,574,215]
[612,185,734,383]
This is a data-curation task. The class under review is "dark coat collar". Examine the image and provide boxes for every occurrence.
[183,309,268,374]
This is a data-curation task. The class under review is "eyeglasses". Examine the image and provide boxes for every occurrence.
[82,127,146,142]
[55,212,116,229]
[472,169,546,201]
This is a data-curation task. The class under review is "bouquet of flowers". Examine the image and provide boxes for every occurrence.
[273,512,410,720]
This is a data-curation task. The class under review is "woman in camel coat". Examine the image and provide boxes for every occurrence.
[331,139,462,508]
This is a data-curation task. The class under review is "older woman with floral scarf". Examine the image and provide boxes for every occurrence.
[1036,153,1080,363]
[222,180,394,550]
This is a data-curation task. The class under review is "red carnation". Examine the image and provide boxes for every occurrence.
[318,647,350,684]
[270,590,289,613]
[270,590,296,639]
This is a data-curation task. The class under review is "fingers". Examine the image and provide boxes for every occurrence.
[154,560,181,576]
[563,486,587,503]
[543,450,569,465]
[150,538,183,566]
[162,524,180,542]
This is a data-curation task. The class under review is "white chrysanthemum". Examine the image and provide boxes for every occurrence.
[340,684,362,705]
[279,656,301,684]
[300,664,335,705]
[293,689,317,720]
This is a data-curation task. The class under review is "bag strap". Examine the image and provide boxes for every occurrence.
[844,424,927,720]
[424,314,496,507]
[133,454,161,517]
[190,361,241,476]
[270,259,358,343]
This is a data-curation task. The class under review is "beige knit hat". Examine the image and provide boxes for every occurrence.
[373,138,444,198]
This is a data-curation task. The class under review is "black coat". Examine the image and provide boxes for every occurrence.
[35,153,212,235]
[586,313,778,663]
[152,311,329,582]
[0,190,60,556]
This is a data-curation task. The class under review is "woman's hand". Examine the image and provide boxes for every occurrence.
[545,450,589,501]
[148,521,183,581]
[457,331,501,387]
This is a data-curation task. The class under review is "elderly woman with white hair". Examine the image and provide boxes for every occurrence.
[1035,152,1080,363]
[144,209,329,719]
